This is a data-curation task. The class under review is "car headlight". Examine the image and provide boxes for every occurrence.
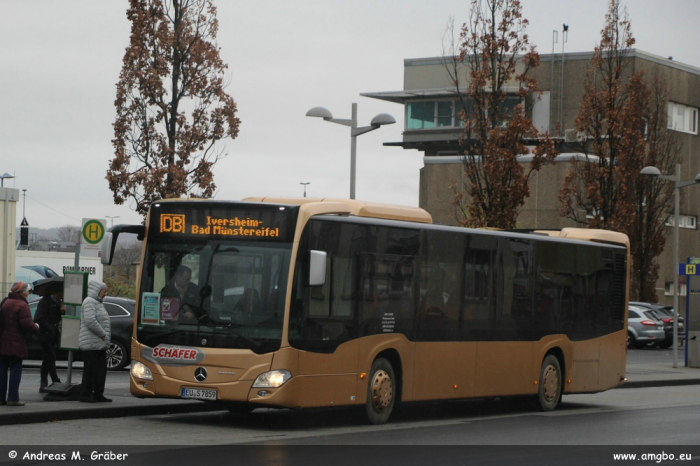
[131,361,153,381]
[252,370,292,388]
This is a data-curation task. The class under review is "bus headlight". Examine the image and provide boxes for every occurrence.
[252,370,292,388]
[131,361,153,381]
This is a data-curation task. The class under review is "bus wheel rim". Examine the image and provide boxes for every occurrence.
[371,370,393,412]
[542,365,558,402]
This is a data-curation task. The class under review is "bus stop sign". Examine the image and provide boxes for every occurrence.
[679,264,700,276]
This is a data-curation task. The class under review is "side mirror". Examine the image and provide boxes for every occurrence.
[101,232,115,265]
[309,250,327,286]
[101,224,145,265]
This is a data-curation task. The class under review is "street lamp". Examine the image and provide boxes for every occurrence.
[0,172,15,187]
[300,182,310,198]
[641,164,700,367]
[306,103,395,199]
[106,216,120,228]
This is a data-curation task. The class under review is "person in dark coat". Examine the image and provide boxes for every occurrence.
[0,281,40,406]
[34,289,65,392]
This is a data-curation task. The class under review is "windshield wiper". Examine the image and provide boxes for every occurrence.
[226,325,261,349]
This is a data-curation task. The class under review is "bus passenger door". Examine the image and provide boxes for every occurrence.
[296,253,360,408]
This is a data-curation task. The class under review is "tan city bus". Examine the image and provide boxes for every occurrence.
[102,197,629,424]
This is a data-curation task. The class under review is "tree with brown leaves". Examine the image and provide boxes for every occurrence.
[628,74,679,302]
[108,0,240,217]
[559,0,679,301]
[448,0,557,229]
[559,0,638,232]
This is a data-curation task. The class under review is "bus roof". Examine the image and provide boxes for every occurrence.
[242,197,433,224]
[534,227,630,249]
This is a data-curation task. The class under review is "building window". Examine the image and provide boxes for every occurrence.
[437,101,453,127]
[667,102,699,135]
[665,282,687,297]
[407,101,436,129]
[665,215,697,229]
[407,96,522,130]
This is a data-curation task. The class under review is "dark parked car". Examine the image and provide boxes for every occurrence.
[629,301,685,349]
[28,296,134,371]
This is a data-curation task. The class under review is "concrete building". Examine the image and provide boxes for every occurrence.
[362,49,700,311]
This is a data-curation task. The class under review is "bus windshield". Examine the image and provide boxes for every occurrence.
[135,201,297,354]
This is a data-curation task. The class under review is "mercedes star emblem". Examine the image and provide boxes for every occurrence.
[194,367,207,382]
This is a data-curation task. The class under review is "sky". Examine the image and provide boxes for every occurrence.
[2,0,700,230]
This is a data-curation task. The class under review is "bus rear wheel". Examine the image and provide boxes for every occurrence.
[537,355,562,411]
[365,358,395,425]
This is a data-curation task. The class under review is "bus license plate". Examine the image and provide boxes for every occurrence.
[181,388,217,400]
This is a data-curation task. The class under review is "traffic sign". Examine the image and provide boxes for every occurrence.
[678,263,700,276]
[80,218,106,257]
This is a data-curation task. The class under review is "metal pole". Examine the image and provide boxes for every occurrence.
[559,26,567,131]
[66,233,82,383]
[350,103,358,200]
[551,30,557,135]
[672,163,680,368]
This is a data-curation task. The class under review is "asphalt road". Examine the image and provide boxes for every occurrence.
[4,348,697,466]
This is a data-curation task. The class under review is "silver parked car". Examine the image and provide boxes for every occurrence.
[627,305,665,349]
[629,302,685,349]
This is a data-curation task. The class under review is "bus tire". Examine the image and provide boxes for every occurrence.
[365,358,395,425]
[537,354,562,412]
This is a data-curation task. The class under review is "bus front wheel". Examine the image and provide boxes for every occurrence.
[537,355,562,411]
[365,358,395,425]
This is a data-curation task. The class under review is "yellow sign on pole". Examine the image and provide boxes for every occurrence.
[80,218,106,257]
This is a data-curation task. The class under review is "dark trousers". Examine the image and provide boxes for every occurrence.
[0,355,23,403]
[40,340,60,383]
[81,350,107,399]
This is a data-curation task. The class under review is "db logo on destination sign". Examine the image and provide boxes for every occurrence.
[160,214,186,233]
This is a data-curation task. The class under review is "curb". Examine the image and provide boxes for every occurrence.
[0,401,223,427]
[617,378,700,389]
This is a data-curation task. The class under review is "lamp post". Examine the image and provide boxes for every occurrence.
[0,172,15,187]
[641,164,700,368]
[300,182,310,198]
[106,216,120,228]
[306,103,395,200]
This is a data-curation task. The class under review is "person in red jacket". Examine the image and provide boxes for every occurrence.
[0,281,40,406]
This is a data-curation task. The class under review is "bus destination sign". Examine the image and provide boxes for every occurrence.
[160,214,281,238]
[150,202,297,242]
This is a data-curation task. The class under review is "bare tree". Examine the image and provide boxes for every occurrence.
[108,0,241,217]
[55,225,80,242]
[112,241,143,281]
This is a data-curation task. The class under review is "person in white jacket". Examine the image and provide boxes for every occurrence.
[78,280,111,403]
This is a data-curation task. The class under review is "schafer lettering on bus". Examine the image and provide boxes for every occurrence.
[152,347,198,360]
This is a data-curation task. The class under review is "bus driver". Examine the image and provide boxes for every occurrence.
[161,265,205,323]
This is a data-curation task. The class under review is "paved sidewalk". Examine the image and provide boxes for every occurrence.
[0,360,698,426]
[623,362,700,388]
